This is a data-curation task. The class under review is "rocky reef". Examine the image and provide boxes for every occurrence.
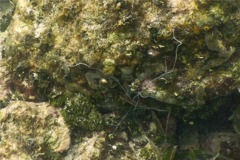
[4,0,240,110]
[1,0,240,159]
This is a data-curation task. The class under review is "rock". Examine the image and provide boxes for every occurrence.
[0,0,14,32]
[85,71,104,90]
[0,1,13,100]
[3,0,240,114]
[204,30,235,68]
[0,32,8,102]
[0,32,7,59]
[231,106,240,135]
[61,93,103,131]
[201,132,240,160]
[2,0,240,158]
[178,124,200,150]
[65,132,106,160]
[0,101,71,159]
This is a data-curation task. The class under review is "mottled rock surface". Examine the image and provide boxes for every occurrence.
[65,132,106,160]
[0,101,70,159]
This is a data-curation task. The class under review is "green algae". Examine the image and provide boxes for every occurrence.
[61,93,103,131]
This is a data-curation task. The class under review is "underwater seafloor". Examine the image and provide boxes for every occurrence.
[1,0,240,159]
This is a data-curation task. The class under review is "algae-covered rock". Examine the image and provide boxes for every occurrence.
[0,101,70,159]
[61,93,103,131]
[201,132,240,160]
[2,0,240,132]
[3,0,240,110]
[65,132,106,160]
[2,0,240,159]
[0,0,14,32]
[64,127,177,160]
